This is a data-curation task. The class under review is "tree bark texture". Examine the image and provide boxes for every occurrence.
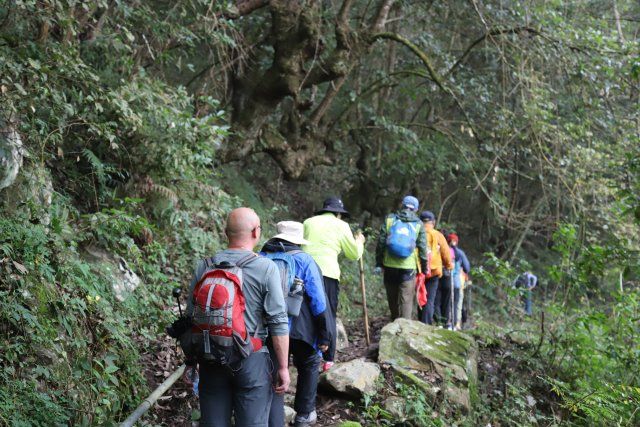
[218,0,396,179]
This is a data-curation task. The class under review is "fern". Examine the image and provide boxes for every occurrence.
[82,148,107,187]
[146,183,178,205]
[134,176,179,205]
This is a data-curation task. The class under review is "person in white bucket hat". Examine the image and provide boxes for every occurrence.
[261,221,331,427]
[272,221,310,245]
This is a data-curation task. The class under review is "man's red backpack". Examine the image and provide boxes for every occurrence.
[179,254,263,366]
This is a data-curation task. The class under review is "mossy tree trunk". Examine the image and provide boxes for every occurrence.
[218,0,396,179]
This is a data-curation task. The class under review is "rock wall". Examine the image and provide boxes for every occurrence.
[0,120,24,191]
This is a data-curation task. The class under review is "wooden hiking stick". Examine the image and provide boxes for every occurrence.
[359,257,371,346]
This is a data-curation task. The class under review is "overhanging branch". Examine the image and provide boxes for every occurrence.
[372,32,482,144]
[372,32,447,91]
[447,26,541,76]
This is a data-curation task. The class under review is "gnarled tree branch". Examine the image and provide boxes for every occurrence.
[372,32,446,91]
[447,26,541,76]
[371,0,396,33]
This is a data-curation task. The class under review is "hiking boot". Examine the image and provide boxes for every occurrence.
[321,361,334,372]
[294,410,317,426]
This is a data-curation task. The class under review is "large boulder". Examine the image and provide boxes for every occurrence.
[319,358,380,399]
[379,318,478,414]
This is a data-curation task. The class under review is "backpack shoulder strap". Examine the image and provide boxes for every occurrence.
[204,253,257,270]
[236,253,258,268]
[386,215,395,231]
[265,251,296,294]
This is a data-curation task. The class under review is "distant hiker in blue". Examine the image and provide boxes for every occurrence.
[447,233,471,330]
[375,196,428,320]
[261,221,331,427]
[514,271,537,315]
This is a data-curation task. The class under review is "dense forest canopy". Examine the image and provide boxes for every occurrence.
[2,0,639,253]
[1,0,639,425]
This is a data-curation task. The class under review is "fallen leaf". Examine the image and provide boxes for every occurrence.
[526,395,537,407]
[13,261,28,274]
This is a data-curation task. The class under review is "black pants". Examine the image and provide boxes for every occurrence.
[199,351,273,427]
[421,275,439,324]
[438,274,454,326]
[268,340,321,427]
[433,277,442,322]
[323,276,339,362]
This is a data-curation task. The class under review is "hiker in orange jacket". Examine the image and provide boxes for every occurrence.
[419,211,454,325]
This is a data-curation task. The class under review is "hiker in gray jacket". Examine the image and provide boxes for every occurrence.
[184,208,290,427]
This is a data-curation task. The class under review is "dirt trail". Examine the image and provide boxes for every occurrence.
[138,317,388,426]
[138,315,539,426]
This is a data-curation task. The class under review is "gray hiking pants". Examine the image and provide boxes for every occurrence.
[199,351,273,427]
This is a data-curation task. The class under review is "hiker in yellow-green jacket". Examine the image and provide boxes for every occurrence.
[375,196,428,321]
[303,197,365,371]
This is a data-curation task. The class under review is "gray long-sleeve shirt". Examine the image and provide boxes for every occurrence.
[187,249,289,338]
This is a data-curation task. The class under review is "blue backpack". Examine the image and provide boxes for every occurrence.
[386,217,420,258]
[264,251,304,318]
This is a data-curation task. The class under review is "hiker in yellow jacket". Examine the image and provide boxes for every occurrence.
[419,211,454,326]
[303,197,364,371]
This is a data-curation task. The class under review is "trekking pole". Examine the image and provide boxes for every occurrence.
[450,270,454,329]
[173,287,183,317]
[467,281,472,326]
[359,257,371,346]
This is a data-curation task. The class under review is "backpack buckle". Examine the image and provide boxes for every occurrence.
[203,330,211,354]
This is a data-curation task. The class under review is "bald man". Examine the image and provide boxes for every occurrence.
[185,208,290,427]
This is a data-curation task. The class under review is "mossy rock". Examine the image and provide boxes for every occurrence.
[0,119,23,191]
[1,162,53,225]
[379,318,478,414]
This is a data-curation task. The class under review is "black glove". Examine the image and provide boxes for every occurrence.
[166,316,192,338]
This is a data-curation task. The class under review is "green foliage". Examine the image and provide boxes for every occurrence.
[547,379,640,426]
[540,292,640,425]
[2,0,639,425]
[469,218,640,426]
[83,199,150,255]
[0,3,239,423]
[0,177,237,425]
[0,210,140,425]
[337,248,388,322]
